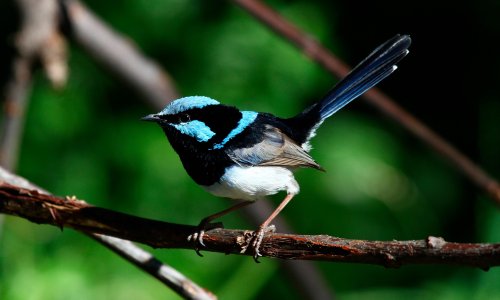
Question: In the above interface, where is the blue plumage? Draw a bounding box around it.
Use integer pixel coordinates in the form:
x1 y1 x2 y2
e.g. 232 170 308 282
142 34 411 260
211 111 258 150
315 34 410 121
172 120 216 142
160 96 219 115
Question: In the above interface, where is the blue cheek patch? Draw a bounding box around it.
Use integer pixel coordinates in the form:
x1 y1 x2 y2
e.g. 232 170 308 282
172 120 216 142
211 111 258 150
160 96 220 115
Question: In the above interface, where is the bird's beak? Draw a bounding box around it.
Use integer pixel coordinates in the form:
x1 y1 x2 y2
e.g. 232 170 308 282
141 114 159 122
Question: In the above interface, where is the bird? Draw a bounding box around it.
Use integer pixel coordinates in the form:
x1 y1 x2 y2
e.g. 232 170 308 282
142 34 411 260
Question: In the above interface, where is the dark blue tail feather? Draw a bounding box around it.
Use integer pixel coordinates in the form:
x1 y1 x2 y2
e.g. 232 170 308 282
318 34 411 119
286 34 411 145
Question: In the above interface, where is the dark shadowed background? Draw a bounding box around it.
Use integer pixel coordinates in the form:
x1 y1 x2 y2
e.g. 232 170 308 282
1 0 499 299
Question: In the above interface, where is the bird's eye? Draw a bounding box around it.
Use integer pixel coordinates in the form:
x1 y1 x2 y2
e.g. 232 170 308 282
178 113 191 123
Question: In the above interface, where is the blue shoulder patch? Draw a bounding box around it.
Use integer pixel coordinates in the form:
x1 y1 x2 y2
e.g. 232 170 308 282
211 111 258 150
172 120 216 142
160 96 219 115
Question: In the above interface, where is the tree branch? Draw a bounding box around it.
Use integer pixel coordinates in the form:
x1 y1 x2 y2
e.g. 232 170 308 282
231 0 500 205
1 179 498 269
0 168 215 300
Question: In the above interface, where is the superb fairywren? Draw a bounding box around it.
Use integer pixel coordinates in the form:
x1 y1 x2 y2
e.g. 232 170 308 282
143 34 411 259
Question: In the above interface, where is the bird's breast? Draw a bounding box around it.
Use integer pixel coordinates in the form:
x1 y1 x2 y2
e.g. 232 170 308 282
203 165 299 201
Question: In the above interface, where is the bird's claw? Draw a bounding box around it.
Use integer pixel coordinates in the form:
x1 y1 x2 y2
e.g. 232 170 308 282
187 221 223 256
240 224 276 262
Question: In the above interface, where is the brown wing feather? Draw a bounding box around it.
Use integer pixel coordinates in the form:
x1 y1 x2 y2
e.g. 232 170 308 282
228 125 324 171
258 134 323 170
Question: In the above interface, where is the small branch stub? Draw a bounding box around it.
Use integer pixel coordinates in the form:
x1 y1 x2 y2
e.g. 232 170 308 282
427 236 447 249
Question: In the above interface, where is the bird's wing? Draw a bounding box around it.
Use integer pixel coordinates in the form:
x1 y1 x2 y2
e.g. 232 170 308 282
227 125 323 170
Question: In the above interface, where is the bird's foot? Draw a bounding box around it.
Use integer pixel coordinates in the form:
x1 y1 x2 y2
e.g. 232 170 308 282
187 220 223 256
239 224 276 262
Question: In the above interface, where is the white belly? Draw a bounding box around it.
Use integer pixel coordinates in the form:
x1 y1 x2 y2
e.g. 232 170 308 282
204 165 300 201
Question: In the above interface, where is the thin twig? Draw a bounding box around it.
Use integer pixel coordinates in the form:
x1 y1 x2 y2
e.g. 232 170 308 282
1 179 498 269
0 168 216 300
230 0 500 205
89 234 216 300
0 57 31 171
60 0 179 107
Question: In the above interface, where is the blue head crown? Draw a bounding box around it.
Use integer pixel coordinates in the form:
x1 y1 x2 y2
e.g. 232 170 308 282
156 95 257 146
159 96 220 115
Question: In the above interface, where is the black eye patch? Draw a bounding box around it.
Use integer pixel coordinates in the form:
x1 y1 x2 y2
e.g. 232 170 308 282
157 106 242 144
157 113 190 124
157 114 174 123
178 113 191 123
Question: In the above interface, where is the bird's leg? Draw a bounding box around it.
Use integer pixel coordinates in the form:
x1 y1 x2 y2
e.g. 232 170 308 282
241 193 295 262
188 200 253 256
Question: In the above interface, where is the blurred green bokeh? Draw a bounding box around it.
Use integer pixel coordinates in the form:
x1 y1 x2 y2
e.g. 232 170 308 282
1 0 499 299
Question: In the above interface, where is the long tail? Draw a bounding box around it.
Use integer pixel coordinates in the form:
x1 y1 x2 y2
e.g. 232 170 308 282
287 34 411 144
316 34 411 119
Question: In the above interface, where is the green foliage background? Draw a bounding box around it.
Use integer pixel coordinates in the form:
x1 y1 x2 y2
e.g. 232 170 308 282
1 0 499 299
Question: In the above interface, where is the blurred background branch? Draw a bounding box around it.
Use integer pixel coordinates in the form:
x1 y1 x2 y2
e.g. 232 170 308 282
61 0 179 107
89 234 216 300
1 0 64 171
